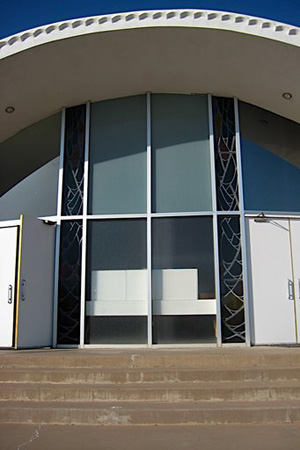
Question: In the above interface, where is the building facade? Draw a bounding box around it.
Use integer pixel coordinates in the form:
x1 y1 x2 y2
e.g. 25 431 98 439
0 10 299 348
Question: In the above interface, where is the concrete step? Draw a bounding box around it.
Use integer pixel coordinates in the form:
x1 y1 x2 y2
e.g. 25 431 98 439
1 347 300 370
1 381 300 402
1 348 300 425
0 399 300 425
1 366 300 384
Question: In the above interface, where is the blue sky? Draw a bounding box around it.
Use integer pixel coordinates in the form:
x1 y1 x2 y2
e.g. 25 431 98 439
1 0 300 39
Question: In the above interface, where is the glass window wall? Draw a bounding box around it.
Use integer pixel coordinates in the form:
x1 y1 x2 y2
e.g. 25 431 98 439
54 94 251 347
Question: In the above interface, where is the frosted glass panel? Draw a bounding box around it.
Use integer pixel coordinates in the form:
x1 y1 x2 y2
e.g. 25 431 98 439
89 96 147 214
239 102 300 213
85 219 147 344
152 94 212 213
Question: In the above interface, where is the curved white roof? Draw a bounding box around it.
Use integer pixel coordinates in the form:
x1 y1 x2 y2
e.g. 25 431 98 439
1 9 300 141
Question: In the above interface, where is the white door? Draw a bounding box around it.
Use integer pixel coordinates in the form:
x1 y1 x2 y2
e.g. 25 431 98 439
0 227 18 347
15 215 56 348
248 218 296 345
290 219 300 336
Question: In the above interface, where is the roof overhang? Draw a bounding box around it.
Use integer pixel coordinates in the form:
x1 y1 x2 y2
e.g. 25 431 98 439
1 9 300 142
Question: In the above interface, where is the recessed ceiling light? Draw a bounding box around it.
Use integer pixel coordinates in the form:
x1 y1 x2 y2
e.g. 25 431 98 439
5 106 15 113
282 92 292 100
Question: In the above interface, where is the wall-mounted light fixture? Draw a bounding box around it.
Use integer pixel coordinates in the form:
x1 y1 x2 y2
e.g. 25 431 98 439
43 220 56 226
254 212 267 223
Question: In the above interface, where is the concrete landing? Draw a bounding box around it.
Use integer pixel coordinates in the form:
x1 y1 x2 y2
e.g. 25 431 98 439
1 423 300 450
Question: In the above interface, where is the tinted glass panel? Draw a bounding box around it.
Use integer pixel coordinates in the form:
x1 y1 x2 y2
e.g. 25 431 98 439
89 96 147 214
152 94 212 213
85 219 147 344
239 102 300 213
152 217 216 344
153 316 216 344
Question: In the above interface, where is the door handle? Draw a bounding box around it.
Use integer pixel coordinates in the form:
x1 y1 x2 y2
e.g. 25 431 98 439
21 279 26 301
8 285 13 304
288 279 294 300
298 279 300 299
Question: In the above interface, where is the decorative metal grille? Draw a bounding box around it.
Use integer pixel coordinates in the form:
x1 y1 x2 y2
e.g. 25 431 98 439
212 97 239 211
218 216 245 342
212 96 245 343
57 221 82 345
62 105 86 216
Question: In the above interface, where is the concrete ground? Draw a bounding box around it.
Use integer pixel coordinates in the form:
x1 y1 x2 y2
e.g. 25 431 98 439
1 423 300 450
